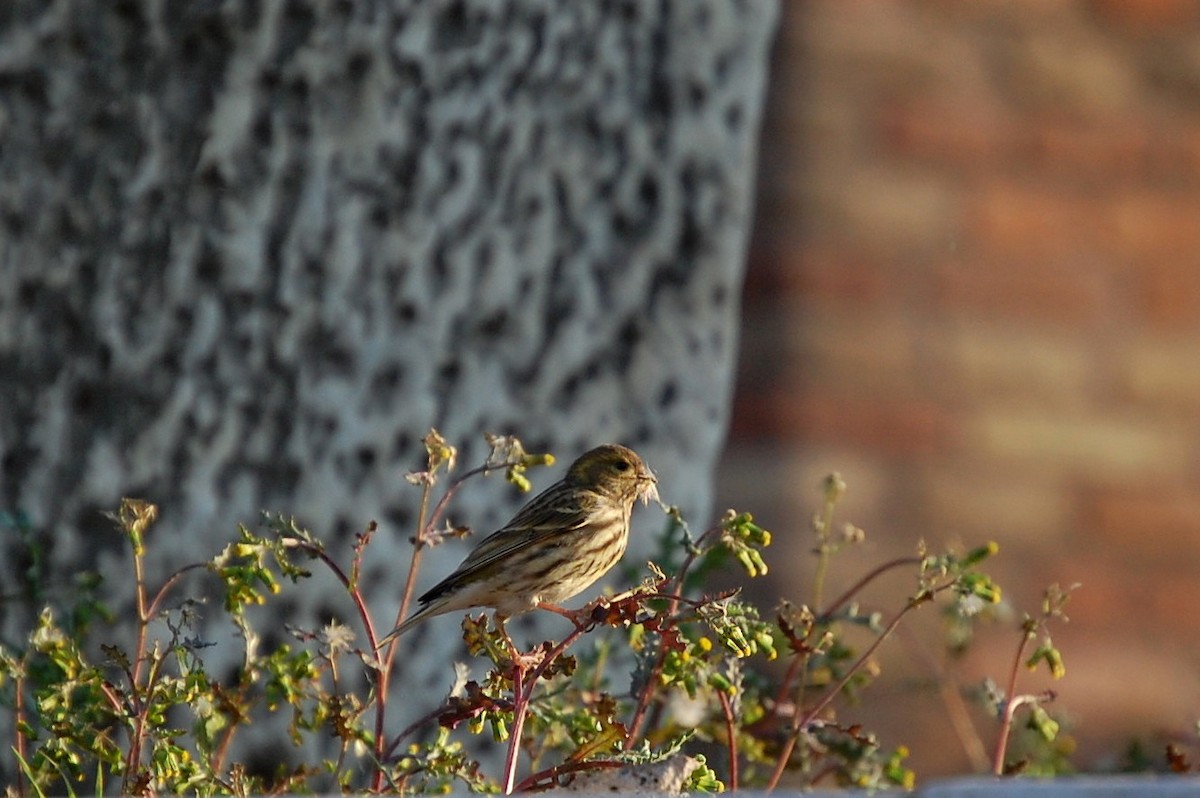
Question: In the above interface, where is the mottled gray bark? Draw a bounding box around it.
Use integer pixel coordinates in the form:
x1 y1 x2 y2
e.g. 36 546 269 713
0 0 776 777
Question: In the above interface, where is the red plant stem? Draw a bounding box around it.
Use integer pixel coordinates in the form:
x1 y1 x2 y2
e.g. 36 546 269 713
392 481 435 647
386 460 523 664
991 623 1035 775
124 540 152 789
120 558 212 789
761 555 924 788
818 556 923 620
279 538 392 790
502 622 593 794
120 558 231 788
625 526 721 746
516 759 626 792
502 661 530 795
717 688 739 791
624 591 715 744
385 703 450 760
625 658 663 745
142 563 208 623
423 462 506 535
772 648 808 708
765 586 950 792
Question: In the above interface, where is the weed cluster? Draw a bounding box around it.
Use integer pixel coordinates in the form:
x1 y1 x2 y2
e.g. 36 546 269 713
1 432 1071 794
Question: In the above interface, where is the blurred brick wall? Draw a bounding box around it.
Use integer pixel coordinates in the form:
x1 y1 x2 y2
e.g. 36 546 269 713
719 0 1200 777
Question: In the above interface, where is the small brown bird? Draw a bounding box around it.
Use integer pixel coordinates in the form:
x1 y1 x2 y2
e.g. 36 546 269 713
377 444 658 648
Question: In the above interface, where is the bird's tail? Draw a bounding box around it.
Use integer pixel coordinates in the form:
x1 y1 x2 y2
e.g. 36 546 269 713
375 601 440 649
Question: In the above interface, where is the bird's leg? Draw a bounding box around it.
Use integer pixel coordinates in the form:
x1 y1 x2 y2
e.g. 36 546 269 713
496 613 551 672
493 614 521 659
536 601 592 631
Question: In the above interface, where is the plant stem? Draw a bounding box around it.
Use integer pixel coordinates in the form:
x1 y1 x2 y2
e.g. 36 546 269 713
279 536 393 791
502 622 593 794
766 586 949 791
717 688 739 790
819 557 924 620
810 517 835 616
13 667 26 798
626 525 722 746
124 535 150 791
143 563 207 621
502 660 530 795
394 480 435 645
991 621 1036 775
516 759 626 792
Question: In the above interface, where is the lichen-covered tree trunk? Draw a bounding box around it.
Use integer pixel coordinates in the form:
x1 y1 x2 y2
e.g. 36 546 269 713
0 0 777 774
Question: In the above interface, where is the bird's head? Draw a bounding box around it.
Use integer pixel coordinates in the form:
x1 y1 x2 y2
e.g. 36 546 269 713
565 444 659 505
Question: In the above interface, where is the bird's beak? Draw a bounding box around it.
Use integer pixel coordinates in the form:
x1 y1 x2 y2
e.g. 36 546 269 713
638 471 660 505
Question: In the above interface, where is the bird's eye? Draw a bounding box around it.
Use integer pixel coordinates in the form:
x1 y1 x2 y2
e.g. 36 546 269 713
614 459 631 472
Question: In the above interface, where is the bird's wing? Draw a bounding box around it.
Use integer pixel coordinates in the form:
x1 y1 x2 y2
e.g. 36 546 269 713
417 485 594 603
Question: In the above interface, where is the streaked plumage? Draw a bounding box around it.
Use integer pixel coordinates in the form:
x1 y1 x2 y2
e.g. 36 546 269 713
377 444 657 647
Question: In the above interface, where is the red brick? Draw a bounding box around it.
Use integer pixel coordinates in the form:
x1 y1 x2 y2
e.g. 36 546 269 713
1078 486 1200 562
1147 128 1200 185
1109 192 1200 260
729 0 1200 775
1118 334 1200 406
730 389 955 454
968 183 1106 259
1135 261 1200 329
881 101 1009 169
933 256 1113 325
728 388 802 441
968 408 1191 479
1089 0 1200 33
1027 120 1150 183
742 246 890 306
933 325 1092 406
